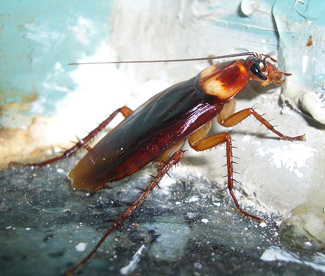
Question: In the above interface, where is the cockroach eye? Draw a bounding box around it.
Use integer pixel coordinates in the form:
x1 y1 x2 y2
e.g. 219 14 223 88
250 63 267 81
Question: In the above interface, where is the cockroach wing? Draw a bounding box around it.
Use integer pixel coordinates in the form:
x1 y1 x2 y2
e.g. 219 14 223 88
69 76 222 189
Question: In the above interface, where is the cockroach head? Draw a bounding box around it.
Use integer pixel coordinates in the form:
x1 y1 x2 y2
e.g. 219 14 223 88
245 54 291 87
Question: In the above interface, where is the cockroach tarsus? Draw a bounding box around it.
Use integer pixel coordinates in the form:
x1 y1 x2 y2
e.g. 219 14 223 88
8 52 305 275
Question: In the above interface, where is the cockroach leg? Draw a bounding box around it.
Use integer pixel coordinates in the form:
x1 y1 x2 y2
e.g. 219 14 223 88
189 130 263 222
8 106 133 169
120 105 133 117
156 139 185 171
189 97 305 222
75 137 92 152
65 150 184 276
218 101 306 141
223 133 264 222
188 120 213 146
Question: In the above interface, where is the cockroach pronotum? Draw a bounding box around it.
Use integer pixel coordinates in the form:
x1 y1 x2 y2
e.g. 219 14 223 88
9 52 306 274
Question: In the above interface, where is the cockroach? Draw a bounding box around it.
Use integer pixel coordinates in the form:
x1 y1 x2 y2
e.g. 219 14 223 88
9 52 305 274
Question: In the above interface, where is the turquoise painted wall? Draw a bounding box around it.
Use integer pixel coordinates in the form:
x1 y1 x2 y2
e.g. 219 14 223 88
1 0 115 117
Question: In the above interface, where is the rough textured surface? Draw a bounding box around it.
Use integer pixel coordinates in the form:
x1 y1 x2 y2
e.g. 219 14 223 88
1 141 324 275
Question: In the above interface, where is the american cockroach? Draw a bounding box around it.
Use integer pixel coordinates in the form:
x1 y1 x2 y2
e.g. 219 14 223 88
9 52 305 275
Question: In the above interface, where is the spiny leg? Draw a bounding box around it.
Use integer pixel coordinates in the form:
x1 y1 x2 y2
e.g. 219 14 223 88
188 99 305 222
218 102 305 141
75 136 92 152
65 150 184 275
8 106 133 168
190 131 263 222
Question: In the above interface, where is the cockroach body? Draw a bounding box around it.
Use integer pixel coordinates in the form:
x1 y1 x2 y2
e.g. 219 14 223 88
9 53 305 274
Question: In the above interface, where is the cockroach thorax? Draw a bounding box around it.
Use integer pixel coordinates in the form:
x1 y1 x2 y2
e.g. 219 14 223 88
198 59 249 102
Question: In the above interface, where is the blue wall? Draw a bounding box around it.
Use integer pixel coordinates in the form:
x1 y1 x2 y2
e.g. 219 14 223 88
1 0 115 118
